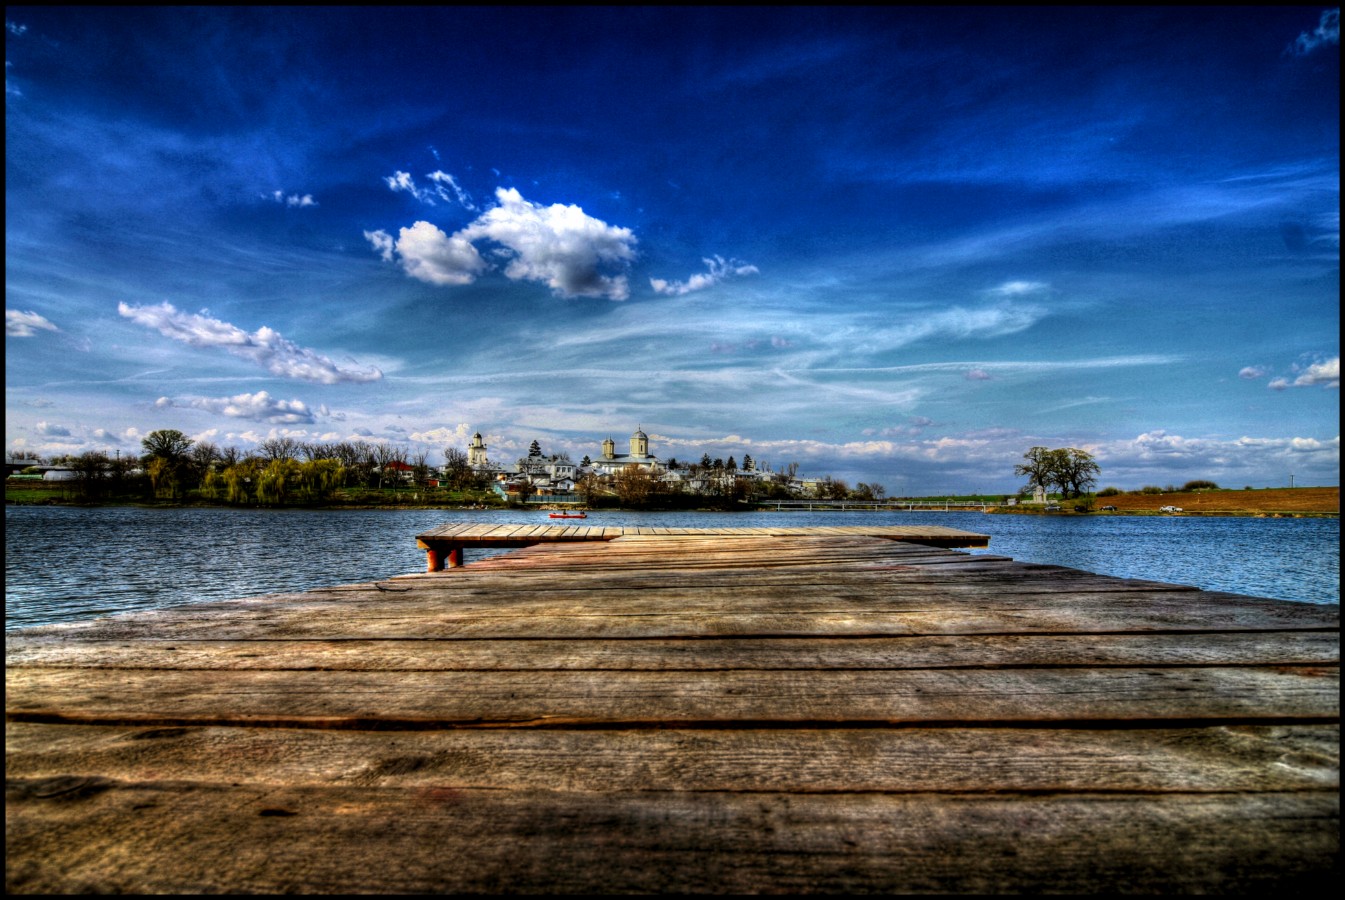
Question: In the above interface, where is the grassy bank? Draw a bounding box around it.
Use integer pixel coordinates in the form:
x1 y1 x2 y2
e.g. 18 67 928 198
989 486 1337 517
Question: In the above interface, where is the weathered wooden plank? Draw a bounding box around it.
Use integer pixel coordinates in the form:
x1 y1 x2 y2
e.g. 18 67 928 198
7 631 1337 671
9 666 1337 727
6 722 1336 793
14 591 1333 642
6 782 1334 894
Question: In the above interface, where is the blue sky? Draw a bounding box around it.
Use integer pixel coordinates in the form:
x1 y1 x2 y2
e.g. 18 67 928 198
5 7 1339 493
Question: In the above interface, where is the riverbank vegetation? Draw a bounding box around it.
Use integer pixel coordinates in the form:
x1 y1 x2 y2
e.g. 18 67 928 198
5 430 1336 516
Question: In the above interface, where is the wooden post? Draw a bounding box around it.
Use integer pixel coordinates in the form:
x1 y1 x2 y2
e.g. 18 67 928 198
425 547 443 573
447 546 464 568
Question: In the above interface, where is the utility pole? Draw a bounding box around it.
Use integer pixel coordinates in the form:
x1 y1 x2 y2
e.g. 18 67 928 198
1290 473 1294 489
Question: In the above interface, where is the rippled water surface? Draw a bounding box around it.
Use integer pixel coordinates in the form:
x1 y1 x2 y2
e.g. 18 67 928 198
5 506 1338 630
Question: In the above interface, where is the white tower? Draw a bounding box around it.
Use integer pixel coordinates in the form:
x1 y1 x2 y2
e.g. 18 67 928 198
468 432 488 468
630 426 648 459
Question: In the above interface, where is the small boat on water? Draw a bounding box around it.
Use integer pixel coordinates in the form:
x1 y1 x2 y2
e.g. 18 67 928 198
548 512 587 519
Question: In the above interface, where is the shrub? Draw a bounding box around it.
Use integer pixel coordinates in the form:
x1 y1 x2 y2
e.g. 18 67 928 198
1139 485 1163 494
1182 480 1219 491
1097 487 1121 497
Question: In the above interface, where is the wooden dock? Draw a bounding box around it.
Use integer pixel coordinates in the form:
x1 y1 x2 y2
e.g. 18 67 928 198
414 522 991 569
6 527 1338 893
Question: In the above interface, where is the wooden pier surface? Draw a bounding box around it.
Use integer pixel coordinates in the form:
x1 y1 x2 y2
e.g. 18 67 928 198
6 528 1339 893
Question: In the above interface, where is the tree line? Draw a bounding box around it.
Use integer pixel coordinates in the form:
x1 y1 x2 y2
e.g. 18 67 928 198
22 430 494 505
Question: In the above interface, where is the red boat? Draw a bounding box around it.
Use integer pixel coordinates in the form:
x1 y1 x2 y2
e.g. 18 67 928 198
548 512 587 519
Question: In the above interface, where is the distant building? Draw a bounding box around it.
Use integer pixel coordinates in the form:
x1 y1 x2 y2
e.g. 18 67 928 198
590 427 664 476
468 432 491 469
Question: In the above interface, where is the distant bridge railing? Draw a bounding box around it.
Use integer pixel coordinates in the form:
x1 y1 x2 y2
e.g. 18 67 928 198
759 499 997 511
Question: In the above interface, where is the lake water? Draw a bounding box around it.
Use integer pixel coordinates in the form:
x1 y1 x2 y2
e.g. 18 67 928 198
4 506 1338 631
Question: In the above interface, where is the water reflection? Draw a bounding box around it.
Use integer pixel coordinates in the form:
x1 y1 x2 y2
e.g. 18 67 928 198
5 506 1338 630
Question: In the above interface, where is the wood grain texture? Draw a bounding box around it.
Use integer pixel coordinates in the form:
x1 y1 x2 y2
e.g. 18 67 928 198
5 529 1338 893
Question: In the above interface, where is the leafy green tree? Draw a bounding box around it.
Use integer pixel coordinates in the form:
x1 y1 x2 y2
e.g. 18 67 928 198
141 429 195 499
141 429 194 461
528 440 543 457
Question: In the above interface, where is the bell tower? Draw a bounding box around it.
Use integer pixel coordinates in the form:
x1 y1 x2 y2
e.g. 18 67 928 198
630 426 648 459
468 432 488 468
602 436 616 460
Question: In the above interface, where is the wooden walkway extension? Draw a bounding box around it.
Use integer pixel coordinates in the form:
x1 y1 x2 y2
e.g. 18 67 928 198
415 522 990 568
5 528 1339 893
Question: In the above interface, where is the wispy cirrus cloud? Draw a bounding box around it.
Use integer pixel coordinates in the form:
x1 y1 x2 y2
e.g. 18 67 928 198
155 391 318 424
383 169 476 210
369 187 637 300
1287 8 1340 56
650 255 759 296
117 302 382 384
6 309 59 337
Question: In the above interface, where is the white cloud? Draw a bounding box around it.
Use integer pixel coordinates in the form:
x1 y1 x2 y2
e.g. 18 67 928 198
371 187 637 300
1267 356 1339 390
383 169 475 209
373 221 487 286
461 188 637 300
34 421 71 437
986 280 1049 297
409 423 476 445
117 302 383 384
1293 356 1339 388
427 171 476 210
6 309 59 337
964 368 992 381
271 190 317 208
1288 8 1340 55
1238 366 1267 379
384 170 423 201
156 391 318 424
363 229 395 262
6 21 27 36
650 255 759 296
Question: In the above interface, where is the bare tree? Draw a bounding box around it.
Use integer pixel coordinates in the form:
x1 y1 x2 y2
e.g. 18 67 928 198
257 437 301 462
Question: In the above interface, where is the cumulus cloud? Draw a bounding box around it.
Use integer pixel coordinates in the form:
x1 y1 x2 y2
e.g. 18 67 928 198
1268 356 1339 390
6 309 59 337
410 423 477 445
271 190 317 208
1292 356 1339 388
370 187 637 300
650 255 759 296
1238 366 1268 379
156 391 318 424
1287 7 1340 55
35 421 71 437
117 302 383 384
382 221 488 286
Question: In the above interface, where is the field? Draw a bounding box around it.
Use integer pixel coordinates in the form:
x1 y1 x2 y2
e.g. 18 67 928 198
1090 486 1338 516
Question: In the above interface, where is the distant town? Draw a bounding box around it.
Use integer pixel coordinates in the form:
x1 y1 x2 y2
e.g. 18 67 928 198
460 427 866 503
